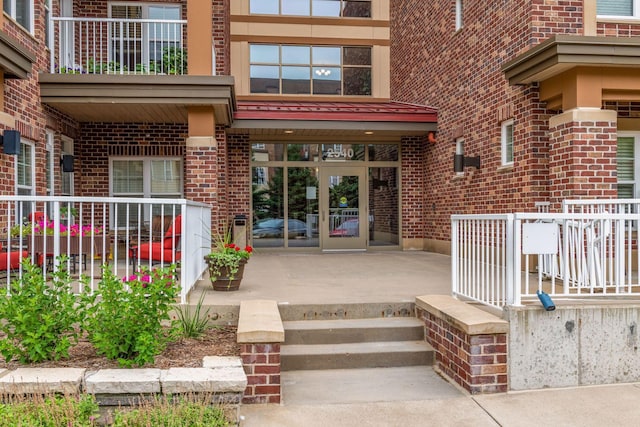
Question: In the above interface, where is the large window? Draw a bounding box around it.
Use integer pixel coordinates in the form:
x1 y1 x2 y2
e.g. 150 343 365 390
617 135 637 198
16 141 34 196
109 3 182 73
597 0 637 17
250 44 371 95
110 158 183 227
501 119 514 166
250 0 371 18
3 0 33 32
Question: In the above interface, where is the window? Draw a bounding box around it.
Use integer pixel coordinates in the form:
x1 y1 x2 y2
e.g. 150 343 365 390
250 0 371 18
455 0 464 30
109 3 182 73
250 44 372 96
4 0 33 32
501 119 514 166
46 132 54 196
455 137 464 175
617 135 637 198
110 158 183 228
597 0 637 17
61 136 74 196
253 167 267 186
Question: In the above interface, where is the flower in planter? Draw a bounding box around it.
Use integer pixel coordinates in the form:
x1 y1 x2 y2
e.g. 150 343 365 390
205 230 253 282
11 219 104 237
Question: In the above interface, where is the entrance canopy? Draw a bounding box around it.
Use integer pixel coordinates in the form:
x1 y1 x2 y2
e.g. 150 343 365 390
231 101 437 137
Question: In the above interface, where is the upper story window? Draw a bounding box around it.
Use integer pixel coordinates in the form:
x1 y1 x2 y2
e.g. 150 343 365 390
250 0 371 18
4 0 33 33
501 119 514 166
250 44 372 96
597 0 638 17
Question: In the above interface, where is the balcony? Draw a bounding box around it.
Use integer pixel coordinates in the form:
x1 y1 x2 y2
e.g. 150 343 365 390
41 16 236 123
0 196 212 304
50 17 187 76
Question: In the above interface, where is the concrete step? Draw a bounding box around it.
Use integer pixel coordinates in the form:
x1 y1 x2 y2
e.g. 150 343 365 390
281 340 434 371
278 302 415 321
283 317 425 345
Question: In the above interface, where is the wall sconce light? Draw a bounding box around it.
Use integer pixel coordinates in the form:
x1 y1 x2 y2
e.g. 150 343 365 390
1 130 21 155
61 154 75 172
427 131 437 144
453 154 480 173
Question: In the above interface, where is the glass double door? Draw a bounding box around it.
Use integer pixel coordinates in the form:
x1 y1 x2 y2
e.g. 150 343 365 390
321 167 367 250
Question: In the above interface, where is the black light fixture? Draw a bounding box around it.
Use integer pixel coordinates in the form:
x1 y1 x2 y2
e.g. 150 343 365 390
453 154 481 173
61 154 74 172
1 130 21 155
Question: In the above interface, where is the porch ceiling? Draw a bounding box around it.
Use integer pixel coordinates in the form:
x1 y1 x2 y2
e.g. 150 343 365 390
503 35 640 85
39 74 236 124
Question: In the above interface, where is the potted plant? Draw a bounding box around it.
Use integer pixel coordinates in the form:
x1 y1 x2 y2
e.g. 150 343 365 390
204 229 253 291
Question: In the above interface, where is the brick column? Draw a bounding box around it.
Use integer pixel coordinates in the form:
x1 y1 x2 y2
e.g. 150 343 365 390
548 108 617 210
240 343 281 404
401 135 426 250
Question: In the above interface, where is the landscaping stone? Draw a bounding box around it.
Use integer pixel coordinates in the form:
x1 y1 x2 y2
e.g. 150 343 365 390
0 368 85 394
161 367 247 394
0 369 6 378
85 369 162 394
202 356 243 369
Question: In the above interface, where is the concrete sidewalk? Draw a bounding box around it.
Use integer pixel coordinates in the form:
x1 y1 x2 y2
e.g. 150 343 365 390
239 379 640 426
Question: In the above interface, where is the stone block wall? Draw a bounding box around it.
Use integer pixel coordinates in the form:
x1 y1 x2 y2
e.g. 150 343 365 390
240 343 281 404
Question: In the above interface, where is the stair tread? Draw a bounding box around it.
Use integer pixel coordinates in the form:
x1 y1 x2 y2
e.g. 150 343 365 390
282 340 432 356
283 317 423 331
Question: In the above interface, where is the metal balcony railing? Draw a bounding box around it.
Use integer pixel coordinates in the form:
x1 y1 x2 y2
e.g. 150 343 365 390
50 17 187 75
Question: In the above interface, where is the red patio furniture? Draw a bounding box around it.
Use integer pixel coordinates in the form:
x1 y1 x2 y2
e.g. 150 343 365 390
0 242 28 273
130 215 182 265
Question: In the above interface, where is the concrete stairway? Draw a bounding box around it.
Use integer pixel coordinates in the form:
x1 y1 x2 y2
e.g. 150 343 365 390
281 315 434 371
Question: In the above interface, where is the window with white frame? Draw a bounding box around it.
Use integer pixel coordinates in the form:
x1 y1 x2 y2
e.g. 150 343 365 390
597 0 637 17
110 158 183 228
16 140 34 196
617 135 637 198
46 131 54 196
250 44 372 95
3 0 33 32
455 0 464 30
455 137 464 175
501 119 514 166
61 136 74 196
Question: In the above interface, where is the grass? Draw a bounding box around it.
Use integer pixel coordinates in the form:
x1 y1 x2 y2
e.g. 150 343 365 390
0 393 233 427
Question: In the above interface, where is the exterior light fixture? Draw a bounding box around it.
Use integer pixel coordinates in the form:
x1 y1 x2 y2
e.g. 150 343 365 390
1 130 20 155
364 131 374 135
61 154 75 172
284 130 294 134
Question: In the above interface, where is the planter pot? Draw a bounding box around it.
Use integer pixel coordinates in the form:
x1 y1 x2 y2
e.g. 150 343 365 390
206 259 247 291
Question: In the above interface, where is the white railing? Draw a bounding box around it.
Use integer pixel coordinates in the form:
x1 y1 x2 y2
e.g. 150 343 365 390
50 17 186 75
452 208 640 310
0 196 211 304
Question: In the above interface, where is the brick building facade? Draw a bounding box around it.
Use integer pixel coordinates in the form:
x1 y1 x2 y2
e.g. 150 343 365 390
2 0 638 253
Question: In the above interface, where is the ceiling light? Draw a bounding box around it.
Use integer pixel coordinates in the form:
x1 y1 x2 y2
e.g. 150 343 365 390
364 131 374 135
284 130 294 134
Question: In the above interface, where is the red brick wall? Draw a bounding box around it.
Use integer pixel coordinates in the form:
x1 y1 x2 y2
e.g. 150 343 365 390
417 308 507 394
548 116 618 209
228 134 251 221
391 1 603 244
213 0 231 75
401 136 425 240
240 343 281 404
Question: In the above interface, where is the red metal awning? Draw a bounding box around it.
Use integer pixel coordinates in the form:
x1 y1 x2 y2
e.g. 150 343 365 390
235 101 437 123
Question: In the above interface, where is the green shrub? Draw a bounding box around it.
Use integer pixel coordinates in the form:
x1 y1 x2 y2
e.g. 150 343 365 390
0 260 91 363
86 265 179 367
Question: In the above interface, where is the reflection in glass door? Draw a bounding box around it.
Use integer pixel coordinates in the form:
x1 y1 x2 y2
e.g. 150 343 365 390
322 168 366 250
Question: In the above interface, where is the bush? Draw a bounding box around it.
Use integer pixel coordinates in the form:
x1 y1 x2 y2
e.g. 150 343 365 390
0 260 91 363
86 265 179 367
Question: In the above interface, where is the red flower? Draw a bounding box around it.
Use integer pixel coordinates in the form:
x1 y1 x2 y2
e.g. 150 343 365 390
245 245 253 253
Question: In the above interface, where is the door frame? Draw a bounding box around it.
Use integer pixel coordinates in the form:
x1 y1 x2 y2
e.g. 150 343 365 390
320 166 367 251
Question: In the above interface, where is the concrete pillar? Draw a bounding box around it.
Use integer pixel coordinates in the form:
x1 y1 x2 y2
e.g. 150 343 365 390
547 108 618 210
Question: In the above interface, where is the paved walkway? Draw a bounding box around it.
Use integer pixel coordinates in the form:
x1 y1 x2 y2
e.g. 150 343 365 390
240 380 640 426
193 251 452 306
